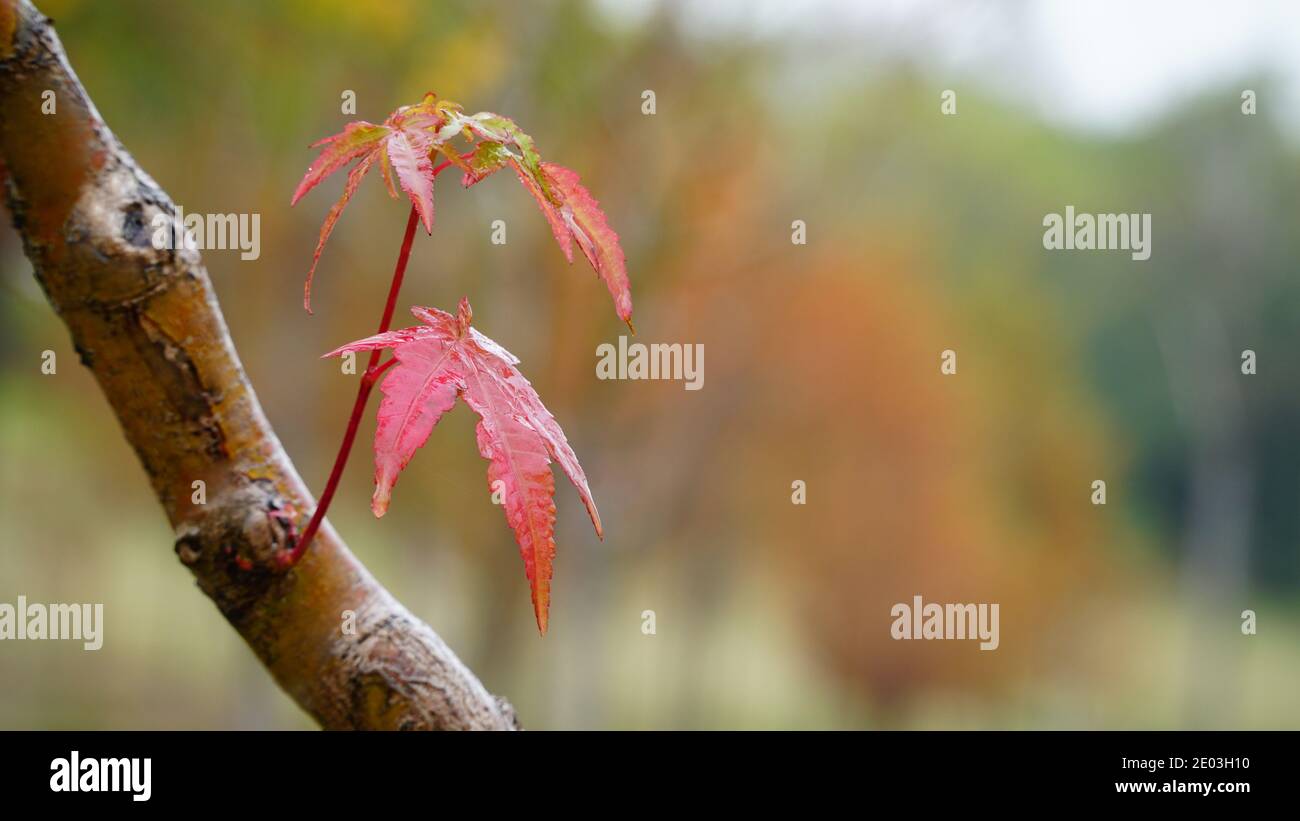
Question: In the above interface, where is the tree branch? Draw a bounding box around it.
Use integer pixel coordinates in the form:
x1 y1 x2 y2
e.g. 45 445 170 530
0 0 518 730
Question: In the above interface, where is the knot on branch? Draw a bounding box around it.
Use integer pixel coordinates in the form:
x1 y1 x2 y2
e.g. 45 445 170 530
173 477 298 623
332 596 521 730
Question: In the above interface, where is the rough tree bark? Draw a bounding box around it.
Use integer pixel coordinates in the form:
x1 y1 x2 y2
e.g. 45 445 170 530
0 0 518 730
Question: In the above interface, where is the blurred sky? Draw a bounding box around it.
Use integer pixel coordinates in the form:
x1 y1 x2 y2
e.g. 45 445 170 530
599 0 1300 135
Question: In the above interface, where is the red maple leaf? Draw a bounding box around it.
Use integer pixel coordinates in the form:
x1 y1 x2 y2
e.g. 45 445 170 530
324 298 602 634
291 95 634 328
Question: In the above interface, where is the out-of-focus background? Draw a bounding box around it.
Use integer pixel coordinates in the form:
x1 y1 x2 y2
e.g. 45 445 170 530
2 0 1298 729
